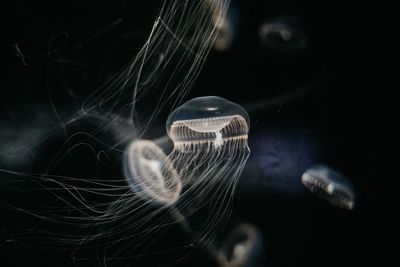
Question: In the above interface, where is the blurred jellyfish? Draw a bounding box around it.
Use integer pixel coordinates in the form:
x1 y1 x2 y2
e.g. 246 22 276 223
123 138 203 249
301 164 355 209
259 16 308 55
209 1 239 51
218 223 264 267
124 139 181 206
0 122 49 169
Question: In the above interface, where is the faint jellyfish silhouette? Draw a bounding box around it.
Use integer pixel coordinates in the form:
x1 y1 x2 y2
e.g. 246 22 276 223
0 122 48 170
301 164 355 209
259 16 308 55
210 1 239 51
218 223 264 267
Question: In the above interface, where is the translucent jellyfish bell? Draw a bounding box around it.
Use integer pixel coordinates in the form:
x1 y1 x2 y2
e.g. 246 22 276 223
301 164 355 210
124 140 182 206
166 96 250 151
259 16 308 55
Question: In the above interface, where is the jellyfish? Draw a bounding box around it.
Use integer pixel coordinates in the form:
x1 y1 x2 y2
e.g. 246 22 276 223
124 139 182 206
301 164 355 209
166 95 249 151
218 223 264 267
259 16 308 55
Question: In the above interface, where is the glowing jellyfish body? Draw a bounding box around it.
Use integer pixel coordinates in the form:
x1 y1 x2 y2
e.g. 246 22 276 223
124 140 181 206
167 96 249 151
301 164 355 209
259 17 308 55
218 224 264 267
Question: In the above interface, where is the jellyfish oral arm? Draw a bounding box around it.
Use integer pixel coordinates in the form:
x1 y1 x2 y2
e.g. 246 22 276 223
214 131 223 148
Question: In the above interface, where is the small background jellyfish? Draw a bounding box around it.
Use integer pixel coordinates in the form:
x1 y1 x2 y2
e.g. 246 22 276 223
218 223 265 267
0 117 55 171
258 16 308 56
302 164 355 209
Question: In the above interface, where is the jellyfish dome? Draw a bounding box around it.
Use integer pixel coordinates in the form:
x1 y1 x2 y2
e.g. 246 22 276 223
301 164 355 210
124 140 182 206
166 96 250 150
259 16 308 55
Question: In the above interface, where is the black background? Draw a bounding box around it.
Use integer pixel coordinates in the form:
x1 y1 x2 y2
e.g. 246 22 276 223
1 0 392 266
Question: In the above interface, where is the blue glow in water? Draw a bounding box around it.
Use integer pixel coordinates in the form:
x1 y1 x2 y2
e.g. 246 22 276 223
239 128 321 195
